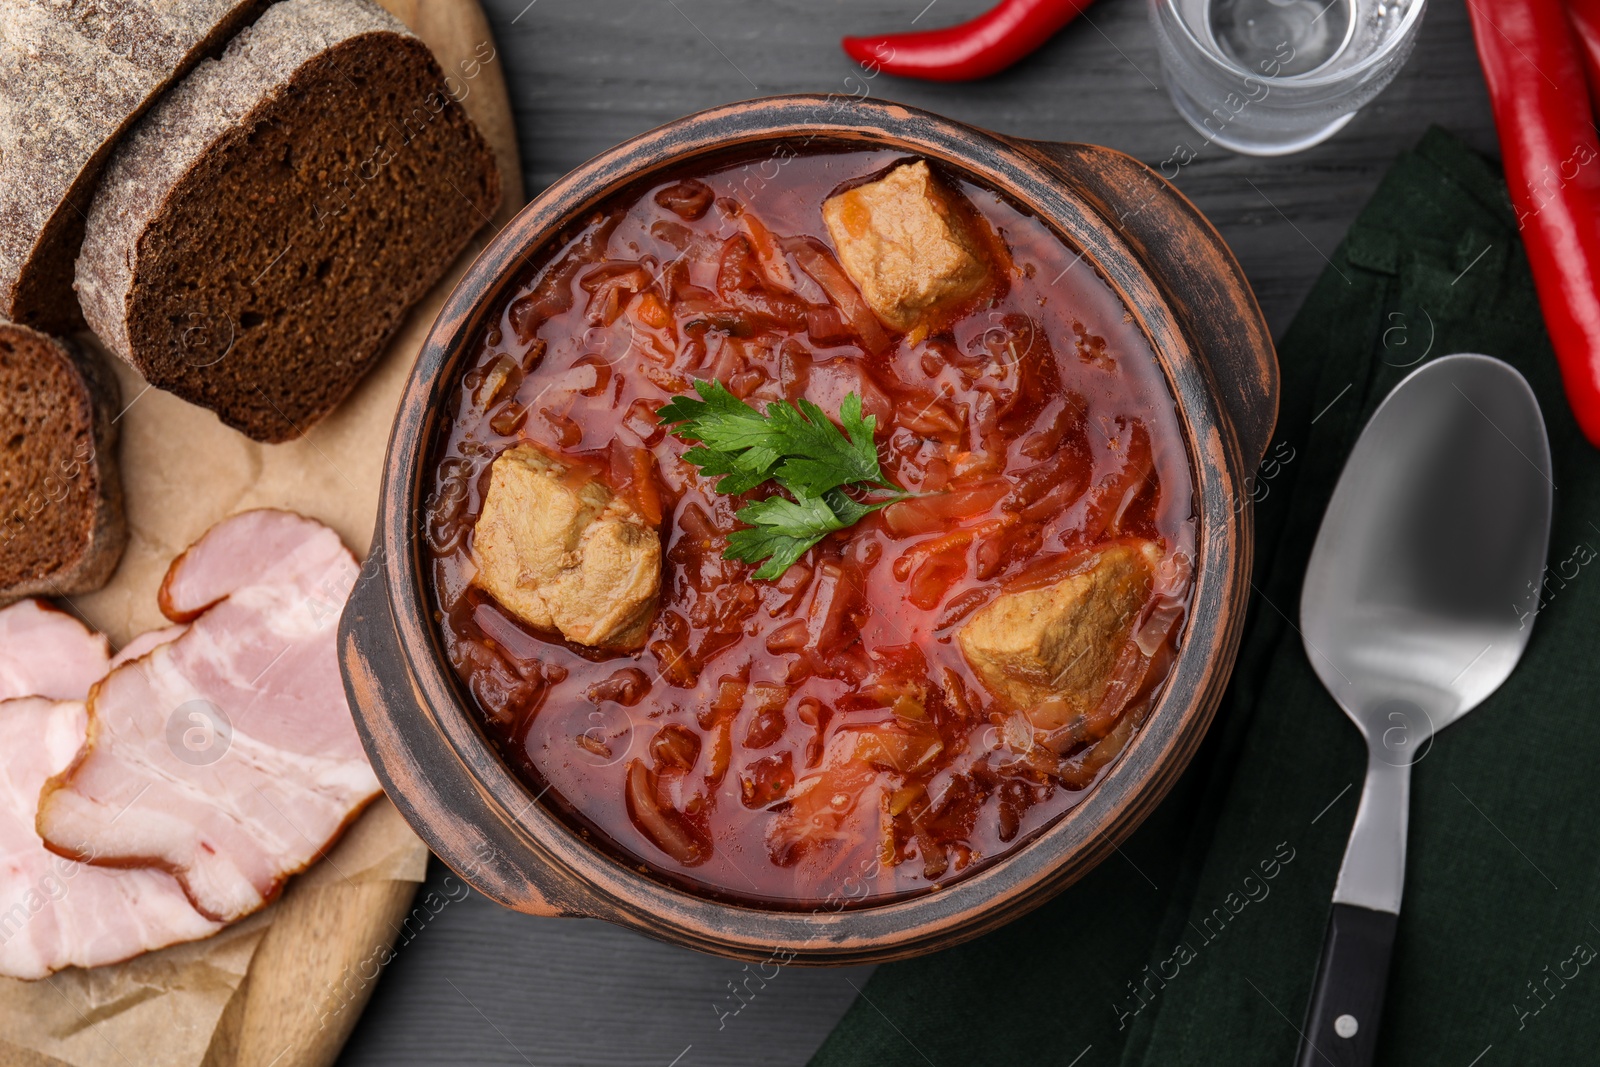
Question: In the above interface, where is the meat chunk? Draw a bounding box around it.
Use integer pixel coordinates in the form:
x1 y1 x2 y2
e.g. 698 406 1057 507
0 598 109 702
0 697 218 979
472 445 661 649
958 541 1161 713
35 509 381 923
822 161 989 334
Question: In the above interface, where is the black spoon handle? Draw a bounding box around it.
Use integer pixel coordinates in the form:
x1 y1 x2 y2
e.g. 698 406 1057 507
1294 903 1399 1067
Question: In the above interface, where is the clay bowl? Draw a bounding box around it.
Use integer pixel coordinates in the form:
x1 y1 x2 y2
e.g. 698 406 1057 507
339 94 1277 964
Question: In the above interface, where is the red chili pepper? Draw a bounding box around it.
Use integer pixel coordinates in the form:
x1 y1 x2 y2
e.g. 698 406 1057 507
1568 0 1600 112
1467 0 1600 446
841 0 1097 83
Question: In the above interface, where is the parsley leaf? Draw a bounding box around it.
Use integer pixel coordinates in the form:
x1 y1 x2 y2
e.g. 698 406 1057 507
656 379 775 456
677 445 774 496
657 381 784 493
658 380 907 579
725 489 883 581
767 394 888 496
658 380 897 495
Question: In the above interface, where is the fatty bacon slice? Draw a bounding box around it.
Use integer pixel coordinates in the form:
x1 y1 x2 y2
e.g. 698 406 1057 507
35 509 381 923
0 697 218 979
0 599 109 702
109 624 189 670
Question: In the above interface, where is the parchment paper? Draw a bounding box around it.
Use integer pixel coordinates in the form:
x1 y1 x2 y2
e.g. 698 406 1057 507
0 0 524 1061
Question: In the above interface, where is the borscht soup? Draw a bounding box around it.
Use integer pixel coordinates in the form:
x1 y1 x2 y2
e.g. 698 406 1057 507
424 146 1196 906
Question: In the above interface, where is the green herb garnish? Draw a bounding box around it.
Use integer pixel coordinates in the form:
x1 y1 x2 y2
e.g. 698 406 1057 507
658 380 908 579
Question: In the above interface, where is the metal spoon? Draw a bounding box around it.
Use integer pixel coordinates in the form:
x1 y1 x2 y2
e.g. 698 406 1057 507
1294 354 1552 1067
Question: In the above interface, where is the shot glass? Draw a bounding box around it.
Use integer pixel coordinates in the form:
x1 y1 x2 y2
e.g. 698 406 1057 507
1150 0 1428 156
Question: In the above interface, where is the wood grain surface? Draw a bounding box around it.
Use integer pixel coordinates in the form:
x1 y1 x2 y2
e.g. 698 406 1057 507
331 0 1502 1063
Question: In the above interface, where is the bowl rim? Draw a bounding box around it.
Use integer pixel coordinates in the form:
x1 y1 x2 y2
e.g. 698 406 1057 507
371 93 1251 959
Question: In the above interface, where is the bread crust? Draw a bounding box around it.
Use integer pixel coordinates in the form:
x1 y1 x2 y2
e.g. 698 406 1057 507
75 0 502 443
0 0 265 332
0 323 126 604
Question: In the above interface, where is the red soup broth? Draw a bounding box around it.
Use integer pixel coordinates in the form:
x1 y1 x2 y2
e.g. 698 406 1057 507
425 147 1196 907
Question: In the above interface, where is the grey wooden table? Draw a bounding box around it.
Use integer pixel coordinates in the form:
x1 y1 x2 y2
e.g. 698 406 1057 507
338 1 1498 1063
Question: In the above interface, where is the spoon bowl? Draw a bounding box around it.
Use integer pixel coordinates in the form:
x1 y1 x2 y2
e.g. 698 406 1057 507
1303 353 1552 748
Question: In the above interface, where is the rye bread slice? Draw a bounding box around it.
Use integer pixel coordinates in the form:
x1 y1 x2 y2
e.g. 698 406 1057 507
0 0 266 333
0 322 126 603
75 0 502 443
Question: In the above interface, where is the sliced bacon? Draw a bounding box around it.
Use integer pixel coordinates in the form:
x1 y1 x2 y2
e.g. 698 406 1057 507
0 697 218 979
0 599 109 702
109 624 189 670
35 510 380 923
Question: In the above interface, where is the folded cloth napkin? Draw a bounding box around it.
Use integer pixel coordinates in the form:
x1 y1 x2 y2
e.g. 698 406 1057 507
811 127 1600 1067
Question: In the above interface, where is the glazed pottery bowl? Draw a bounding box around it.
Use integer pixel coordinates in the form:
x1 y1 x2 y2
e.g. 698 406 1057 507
338 94 1278 964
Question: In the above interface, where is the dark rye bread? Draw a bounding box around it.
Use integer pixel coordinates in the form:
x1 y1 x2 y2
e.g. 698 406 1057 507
0 0 266 332
75 0 502 443
0 323 126 603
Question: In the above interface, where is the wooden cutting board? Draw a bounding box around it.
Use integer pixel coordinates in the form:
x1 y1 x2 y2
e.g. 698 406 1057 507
0 2 524 1066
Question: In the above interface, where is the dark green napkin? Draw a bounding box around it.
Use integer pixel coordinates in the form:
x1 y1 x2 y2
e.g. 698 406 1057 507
811 127 1600 1067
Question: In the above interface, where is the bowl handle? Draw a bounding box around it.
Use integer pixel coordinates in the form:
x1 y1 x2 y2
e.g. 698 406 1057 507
1013 138 1280 469
338 556 608 919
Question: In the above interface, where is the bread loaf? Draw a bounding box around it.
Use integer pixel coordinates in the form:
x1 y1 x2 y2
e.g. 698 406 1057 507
75 0 502 443
0 323 126 602
0 0 265 332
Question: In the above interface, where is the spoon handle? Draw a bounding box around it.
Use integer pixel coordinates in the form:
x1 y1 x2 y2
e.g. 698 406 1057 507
1294 903 1398 1067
